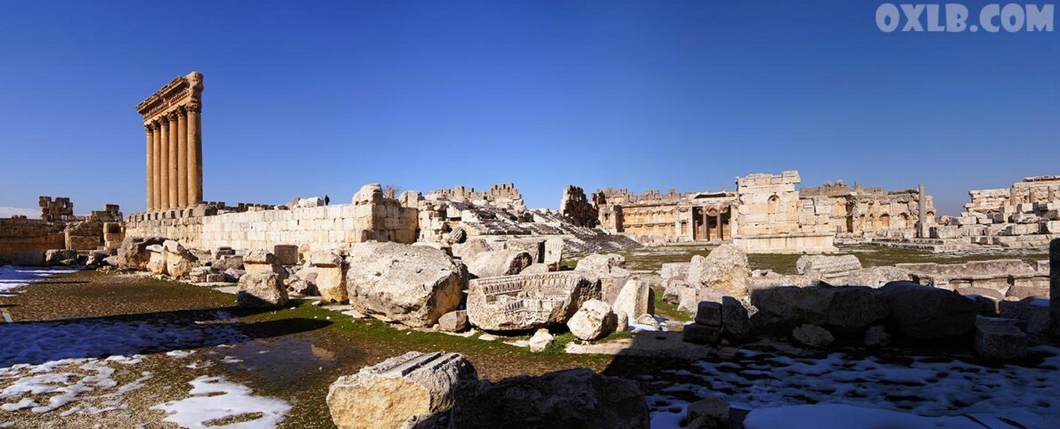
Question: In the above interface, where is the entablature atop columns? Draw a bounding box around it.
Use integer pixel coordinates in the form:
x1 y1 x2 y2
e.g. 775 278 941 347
136 71 203 124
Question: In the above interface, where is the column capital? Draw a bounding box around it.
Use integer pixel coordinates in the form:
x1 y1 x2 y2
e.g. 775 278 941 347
166 110 180 121
185 102 201 114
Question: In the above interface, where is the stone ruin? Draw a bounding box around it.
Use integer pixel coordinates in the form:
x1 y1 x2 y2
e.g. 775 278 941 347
1 197 123 263
930 175 1060 249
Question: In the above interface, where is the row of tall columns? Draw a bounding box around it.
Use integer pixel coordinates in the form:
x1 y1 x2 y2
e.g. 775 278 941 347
699 206 726 241
145 104 202 211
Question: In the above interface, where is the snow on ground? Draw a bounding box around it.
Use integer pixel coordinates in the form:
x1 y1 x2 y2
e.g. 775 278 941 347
0 266 78 296
647 346 1060 429
0 355 152 416
151 376 291 429
0 267 291 427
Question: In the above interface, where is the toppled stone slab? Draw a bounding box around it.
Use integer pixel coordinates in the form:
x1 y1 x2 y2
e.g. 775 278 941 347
273 244 299 265
682 323 722 345
237 272 290 308
576 253 631 303
327 351 478 429
750 285 887 337
244 249 287 279
466 272 601 331
116 236 164 270
528 329 554 352
974 316 1027 361
346 242 467 327
796 254 862 280
465 250 533 279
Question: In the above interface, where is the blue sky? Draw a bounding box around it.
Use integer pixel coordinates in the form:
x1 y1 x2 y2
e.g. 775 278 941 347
0 1 1057 216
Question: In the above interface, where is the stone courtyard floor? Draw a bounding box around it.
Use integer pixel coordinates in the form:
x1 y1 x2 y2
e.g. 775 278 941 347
1 245 1058 428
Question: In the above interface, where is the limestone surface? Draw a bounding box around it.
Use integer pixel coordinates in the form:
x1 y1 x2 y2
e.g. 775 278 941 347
466 272 601 331
878 281 977 340
237 272 289 308
346 242 467 327
326 351 478 429
686 244 751 305
567 299 617 341
465 250 533 279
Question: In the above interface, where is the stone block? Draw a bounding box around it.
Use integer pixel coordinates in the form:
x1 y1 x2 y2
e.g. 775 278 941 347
327 352 478 429
682 323 722 345
695 301 722 327
974 316 1027 361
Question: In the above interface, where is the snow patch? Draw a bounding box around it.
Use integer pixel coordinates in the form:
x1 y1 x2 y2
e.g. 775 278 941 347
0 266 78 296
151 376 290 429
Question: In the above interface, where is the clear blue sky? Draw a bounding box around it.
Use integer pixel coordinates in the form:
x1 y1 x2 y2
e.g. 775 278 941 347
1 1 1057 216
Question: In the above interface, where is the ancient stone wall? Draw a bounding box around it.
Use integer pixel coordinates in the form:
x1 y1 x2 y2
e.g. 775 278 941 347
0 218 66 256
126 184 418 254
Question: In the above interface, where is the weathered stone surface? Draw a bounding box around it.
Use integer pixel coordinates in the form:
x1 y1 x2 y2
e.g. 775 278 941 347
438 310 469 332
85 250 109 267
465 250 533 278
686 244 751 305
613 279 653 323
796 254 862 279
543 238 564 268
575 253 631 303
792 324 834 348
237 272 289 308
327 351 478 429
695 301 723 327
863 325 891 347
974 316 1027 361
568 299 617 341
244 249 287 279
44 249 78 266
346 242 467 327
682 323 722 345
528 329 554 352
879 281 977 340
212 255 244 272
310 250 347 303
722 297 753 341
466 272 601 331
838 266 911 288
750 285 887 337
519 263 552 274
163 240 198 279
116 236 164 270
452 238 494 260
559 185 599 228
449 368 649 429
146 245 166 275
273 244 299 265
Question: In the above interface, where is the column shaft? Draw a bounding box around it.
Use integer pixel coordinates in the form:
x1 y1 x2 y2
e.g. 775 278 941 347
176 109 188 207
703 208 710 241
168 113 179 209
716 209 724 240
159 119 170 210
187 103 202 205
145 125 154 211
153 123 162 211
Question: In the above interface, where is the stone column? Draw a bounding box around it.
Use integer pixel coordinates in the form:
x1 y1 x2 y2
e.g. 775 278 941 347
176 107 188 208
702 207 710 241
168 111 179 210
153 122 162 211
1051 239 1059 336
159 117 170 210
145 124 154 212
917 184 927 238
716 209 724 240
186 102 202 205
